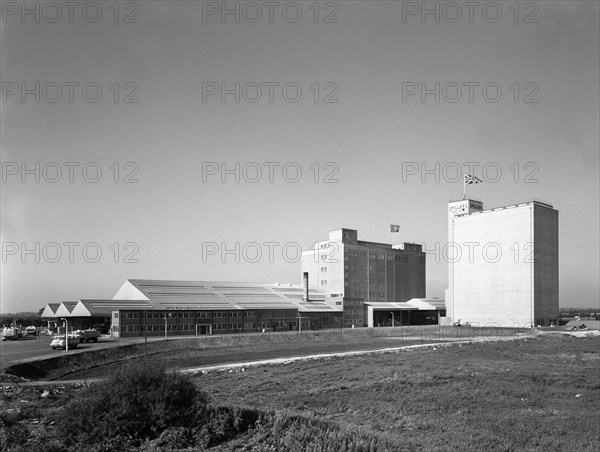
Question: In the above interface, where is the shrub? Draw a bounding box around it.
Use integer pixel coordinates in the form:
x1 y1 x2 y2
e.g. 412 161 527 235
0 417 29 450
55 360 206 447
194 406 262 448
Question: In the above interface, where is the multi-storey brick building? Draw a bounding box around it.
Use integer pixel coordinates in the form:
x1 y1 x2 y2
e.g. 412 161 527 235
301 228 427 327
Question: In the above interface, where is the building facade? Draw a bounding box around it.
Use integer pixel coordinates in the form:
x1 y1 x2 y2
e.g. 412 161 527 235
42 280 342 338
445 199 559 327
301 228 427 327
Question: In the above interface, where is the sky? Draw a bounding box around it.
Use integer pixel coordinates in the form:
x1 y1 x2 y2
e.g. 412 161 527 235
1 0 599 313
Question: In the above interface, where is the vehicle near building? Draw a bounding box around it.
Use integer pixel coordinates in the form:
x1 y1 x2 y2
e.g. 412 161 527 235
73 329 100 343
50 335 78 350
25 325 38 336
2 326 23 340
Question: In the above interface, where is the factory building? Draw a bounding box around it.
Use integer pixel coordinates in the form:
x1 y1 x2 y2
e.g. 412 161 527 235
445 198 559 327
42 279 342 337
301 228 427 327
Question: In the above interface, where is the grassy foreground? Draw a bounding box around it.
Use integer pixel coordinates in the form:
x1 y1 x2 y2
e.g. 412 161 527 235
196 333 600 451
1 333 598 451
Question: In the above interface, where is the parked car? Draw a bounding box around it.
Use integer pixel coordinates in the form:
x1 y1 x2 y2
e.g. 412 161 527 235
73 329 100 343
25 326 38 336
50 335 78 350
2 327 23 340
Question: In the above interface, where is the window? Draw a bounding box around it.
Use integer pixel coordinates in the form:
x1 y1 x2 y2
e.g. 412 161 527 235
321 280 327 285
320 267 327 272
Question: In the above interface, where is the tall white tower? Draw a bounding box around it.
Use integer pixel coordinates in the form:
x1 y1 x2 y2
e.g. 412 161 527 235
446 199 558 326
446 198 483 323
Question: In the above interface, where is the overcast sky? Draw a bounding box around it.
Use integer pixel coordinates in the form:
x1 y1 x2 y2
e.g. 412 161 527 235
1 0 599 313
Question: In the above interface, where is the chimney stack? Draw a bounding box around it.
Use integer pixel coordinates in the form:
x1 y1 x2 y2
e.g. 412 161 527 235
303 272 309 301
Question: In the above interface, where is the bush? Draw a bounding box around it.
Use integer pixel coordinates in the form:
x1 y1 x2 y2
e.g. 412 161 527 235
194 406 262 448
55 360 206 447
0 417 29 450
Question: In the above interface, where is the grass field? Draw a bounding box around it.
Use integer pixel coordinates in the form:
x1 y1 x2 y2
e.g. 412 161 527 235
1 331 598 451
195 333 600 451
5 325 494 381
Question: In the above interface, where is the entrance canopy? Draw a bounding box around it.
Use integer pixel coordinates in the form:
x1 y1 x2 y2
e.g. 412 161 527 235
365 298 446 327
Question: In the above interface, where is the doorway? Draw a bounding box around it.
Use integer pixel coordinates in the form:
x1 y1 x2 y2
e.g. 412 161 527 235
196 324 212 335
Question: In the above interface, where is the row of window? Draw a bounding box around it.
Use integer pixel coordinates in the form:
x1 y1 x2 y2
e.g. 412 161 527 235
120 311 269 320
345 277 386 284
349 291 387 297
122 324 199 333
213 321 298 330
344 300 362 306
215 323 242 330
346 251 422 259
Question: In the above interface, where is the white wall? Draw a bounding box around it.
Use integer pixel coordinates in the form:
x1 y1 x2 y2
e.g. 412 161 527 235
449 204 537 326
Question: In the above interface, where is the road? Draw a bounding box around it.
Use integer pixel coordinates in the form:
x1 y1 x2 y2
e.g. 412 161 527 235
0 335 142 370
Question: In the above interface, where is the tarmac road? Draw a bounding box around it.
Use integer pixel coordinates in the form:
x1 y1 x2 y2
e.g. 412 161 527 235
0 335 137 370
0 334 206 371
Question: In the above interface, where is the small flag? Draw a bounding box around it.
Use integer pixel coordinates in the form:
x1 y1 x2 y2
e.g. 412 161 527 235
464 175 482 185
390 224 400 233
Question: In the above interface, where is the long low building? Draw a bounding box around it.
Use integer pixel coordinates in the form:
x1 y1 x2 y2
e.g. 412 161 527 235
42 279 343 337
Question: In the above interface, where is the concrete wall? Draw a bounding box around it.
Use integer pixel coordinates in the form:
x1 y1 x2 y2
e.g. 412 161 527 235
534 206 559 324
448 202 559 327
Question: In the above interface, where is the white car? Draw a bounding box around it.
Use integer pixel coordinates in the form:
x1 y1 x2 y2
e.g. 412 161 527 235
25 326 38 336
50 335 78 349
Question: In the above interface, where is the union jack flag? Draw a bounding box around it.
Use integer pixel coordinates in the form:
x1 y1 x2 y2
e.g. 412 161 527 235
390 224 400 233
464 175 482 185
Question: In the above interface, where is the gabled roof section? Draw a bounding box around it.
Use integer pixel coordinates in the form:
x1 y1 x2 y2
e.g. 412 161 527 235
112 280 149 301
41 303 61 318
71 299 157 317
54 301 80 317
125 279 339 312
41 280 341 317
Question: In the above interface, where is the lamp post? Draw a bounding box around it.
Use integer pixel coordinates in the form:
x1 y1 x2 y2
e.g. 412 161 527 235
61 318 68 352
164 313 168 339
391 312 395 328
144 309 148 358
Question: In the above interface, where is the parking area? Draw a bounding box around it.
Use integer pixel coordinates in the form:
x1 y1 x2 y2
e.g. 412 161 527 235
0 334 131 370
